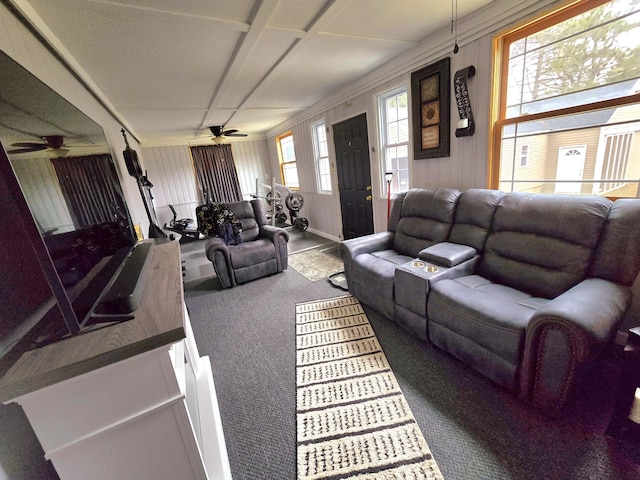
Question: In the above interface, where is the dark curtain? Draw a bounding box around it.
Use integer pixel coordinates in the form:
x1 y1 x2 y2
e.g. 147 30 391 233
51 154 129 229
190 144 243 204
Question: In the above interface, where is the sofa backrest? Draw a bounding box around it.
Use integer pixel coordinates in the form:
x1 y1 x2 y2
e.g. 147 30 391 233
590 198 640 287
228 199 266 242
392 188 461 257
478 192 611 299
448 188 506 252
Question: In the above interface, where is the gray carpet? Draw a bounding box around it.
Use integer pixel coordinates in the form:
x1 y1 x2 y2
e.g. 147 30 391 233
185 268 340 479
184 267 640 480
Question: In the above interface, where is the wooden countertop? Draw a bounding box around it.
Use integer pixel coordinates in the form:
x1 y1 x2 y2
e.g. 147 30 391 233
0 240 185 403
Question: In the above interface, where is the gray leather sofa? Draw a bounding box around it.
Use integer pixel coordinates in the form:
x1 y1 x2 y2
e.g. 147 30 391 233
205 199 289 288
339 187 640 414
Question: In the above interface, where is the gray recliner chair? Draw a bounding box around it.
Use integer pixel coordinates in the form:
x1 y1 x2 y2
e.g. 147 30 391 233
205 199 289 288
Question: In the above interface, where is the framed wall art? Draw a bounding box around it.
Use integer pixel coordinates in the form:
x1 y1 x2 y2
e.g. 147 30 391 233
411 57 451 159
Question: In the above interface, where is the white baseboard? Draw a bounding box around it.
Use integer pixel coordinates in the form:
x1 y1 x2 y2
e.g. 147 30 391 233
306 227 341 243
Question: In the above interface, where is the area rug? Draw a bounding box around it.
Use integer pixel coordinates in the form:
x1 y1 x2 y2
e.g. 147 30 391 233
289 248 344 282
295 295 444 480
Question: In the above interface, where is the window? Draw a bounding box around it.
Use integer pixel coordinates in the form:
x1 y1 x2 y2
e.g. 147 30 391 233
276 131 299 189
378 86 409 194
519 144 529 167
312 121 332 193
491 0 640 198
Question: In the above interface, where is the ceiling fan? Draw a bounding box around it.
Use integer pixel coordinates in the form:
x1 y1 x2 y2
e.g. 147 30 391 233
209 125 248 142
7 135 70 155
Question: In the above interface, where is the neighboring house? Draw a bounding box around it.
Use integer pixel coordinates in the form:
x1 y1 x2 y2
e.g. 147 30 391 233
500 80 640 196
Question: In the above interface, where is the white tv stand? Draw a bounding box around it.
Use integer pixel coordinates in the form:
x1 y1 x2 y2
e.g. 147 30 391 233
0 241 231 480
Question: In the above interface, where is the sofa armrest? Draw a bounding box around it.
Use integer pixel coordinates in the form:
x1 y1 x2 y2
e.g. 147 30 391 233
205 237 227 261
338 231 394 260
338 231 394 293
260 225 289 270
418 242 477 267
260 224 289 243
205 237 235 287
520 278 631 414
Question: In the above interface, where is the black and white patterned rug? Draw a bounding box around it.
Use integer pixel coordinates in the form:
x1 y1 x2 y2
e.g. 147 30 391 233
296 295 444 479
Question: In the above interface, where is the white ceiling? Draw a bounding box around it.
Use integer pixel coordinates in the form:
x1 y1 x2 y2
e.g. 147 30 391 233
8 0 495 146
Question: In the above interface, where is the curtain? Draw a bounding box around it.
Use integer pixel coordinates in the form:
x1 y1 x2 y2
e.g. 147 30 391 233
190 144 243 204
51 154 129 229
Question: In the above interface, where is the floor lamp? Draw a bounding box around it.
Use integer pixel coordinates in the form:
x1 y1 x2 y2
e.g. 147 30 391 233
385 171 394 223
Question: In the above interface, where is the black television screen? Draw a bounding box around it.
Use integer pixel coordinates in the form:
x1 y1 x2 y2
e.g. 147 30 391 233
0 146 143 375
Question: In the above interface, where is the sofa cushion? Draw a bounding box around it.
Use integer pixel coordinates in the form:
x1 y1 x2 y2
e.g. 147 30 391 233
350 250 413 319
448 188 506 252
392 188 461 257
428 275 550 389
229 238 276 268
478 192 610 299
418 242 476 267
351 250 411 289
227 200 261 242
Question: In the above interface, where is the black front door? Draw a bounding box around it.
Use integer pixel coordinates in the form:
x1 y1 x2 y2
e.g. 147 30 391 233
333 113 374 240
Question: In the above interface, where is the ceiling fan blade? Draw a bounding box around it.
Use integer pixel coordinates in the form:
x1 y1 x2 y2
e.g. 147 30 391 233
10 142 47 148
225 133 248 137
7 147 45 154
222 129 238 135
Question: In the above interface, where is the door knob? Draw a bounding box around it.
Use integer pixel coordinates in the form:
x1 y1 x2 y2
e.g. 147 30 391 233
366 195 372 201
366 186 372 191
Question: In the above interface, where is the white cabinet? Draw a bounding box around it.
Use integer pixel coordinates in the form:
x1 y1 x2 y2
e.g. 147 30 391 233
7 306 231 480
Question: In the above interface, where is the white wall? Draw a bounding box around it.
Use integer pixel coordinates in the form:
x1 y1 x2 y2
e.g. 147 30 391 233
142 140 271 228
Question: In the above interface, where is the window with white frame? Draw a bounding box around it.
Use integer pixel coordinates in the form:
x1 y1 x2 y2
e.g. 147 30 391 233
378 86 409 194
276 131 299 189
312 121 332 193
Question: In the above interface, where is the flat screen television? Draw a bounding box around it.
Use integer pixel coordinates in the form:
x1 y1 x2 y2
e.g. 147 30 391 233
0 143 154 378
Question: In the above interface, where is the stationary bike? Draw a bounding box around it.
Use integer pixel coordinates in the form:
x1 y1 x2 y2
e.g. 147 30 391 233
163 204 200 243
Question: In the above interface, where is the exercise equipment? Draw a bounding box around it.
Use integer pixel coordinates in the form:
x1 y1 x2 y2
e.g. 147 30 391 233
163 204 201 243
285 192 308 231
121 129 166 239
253 178 309 231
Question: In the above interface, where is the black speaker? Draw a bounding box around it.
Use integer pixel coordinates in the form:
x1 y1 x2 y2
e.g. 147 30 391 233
123 147 143 178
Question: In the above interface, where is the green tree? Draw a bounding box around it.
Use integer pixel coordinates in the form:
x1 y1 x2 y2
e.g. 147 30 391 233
519 0 640 100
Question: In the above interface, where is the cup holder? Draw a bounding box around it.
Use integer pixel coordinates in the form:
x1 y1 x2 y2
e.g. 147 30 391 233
410 260 439 273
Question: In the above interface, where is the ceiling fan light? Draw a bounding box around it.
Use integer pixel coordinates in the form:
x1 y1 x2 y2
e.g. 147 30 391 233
49 147 69 158
211 136 225 145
